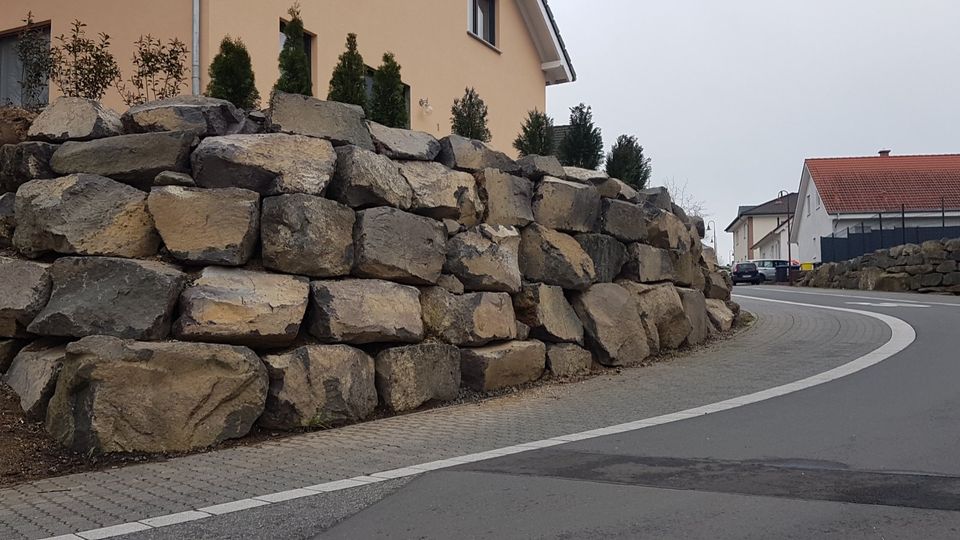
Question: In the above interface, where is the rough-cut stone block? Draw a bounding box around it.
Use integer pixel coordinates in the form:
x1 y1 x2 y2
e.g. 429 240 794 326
597 178 639 202
516 321 531 340
3 339 66 420
563 166 608 184
677 287 709 347
14 174 159 258
421 287 516 346
0 192 12 247
618 281 692 351
50 131 195 190
622 243 673 283
512 283 584 344
47 336 267 453
704 271 732 300
516 154 564 181
29 97 122 142
0 257 51 338
637 186 673 212
460 340 546 391
308 279 423 344
148 186 260 266
259 344 376 430
269 91 374 150
572 283 650 366
261 194 355 277
375 343 460 411
0 141 58 193
153 170 195 187
645 209 692 250
438 135 519 173
0 339 27 373
122 96 245 136
519 224 596 290
368 121 440 160
445 225 522 293
353 207 447 285
601 199 647 242
476 168 534 227
705 298 735 332
191 133 337 195
437 274 466 294
28 257 185 340
546 343 592 378
533 177 601 233
575 233 628 283
174 267 309 348
944 272 960 287
330 145 412 209
398 161 482 224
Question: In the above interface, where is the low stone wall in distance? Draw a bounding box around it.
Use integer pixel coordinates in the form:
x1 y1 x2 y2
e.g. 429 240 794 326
799 238 960 294
0 92 737 455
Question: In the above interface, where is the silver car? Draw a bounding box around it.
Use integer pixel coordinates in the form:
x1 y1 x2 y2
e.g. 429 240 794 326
749 259 788 282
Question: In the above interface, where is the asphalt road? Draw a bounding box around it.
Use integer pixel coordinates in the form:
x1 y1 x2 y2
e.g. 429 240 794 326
317 286 960 539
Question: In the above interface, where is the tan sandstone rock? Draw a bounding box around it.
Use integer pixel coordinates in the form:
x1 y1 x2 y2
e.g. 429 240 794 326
512 283 584 344
308 279 423 344
0 257 51 338
269 91 374 150
420 287 517 346
546 343 593 378
533 177 601 233
398 161 483 224
460 340 546 391
375 343 460 411
367 121 440 160
29 97 122 142
572 283 650 366
3 339 66 420
261 194 355 277
330 145 413 209
519 224 596 290
476 168 534 227
353 207 447 285
445 225 522 293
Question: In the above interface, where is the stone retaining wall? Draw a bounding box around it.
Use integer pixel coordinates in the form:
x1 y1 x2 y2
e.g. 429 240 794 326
799 238 960 294
0 92 736 454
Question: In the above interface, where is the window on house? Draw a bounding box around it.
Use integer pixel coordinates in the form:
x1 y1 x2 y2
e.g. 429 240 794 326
468 0 496 46
364 66 412 128
279 19 314 82
0 25 51 108
816 193 821 209
806 195 811 216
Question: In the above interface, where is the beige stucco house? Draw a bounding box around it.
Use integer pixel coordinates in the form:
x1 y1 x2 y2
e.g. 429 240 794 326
0 0 575 153
725 193 798 263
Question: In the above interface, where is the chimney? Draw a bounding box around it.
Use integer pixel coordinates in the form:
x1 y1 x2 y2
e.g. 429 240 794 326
878 149 892 157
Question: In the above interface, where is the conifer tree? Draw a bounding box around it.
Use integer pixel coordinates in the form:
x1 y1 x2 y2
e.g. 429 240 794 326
327 33 367 110
450 87 491 142
513 109 554 156
275 4 312 96
605 135 652 189
370 52 408 128
558 103 604 169
206 36 260 109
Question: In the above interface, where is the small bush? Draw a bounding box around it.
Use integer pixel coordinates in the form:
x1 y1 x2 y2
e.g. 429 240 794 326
605 135 652 189
369 52 407 128
49 19 120 101
451 87 491 142
118 35 189 106
328 33 367 111
15 12 51 111
206 36 260 110
558 103 603 170
513 109 554 157
275 4 312 96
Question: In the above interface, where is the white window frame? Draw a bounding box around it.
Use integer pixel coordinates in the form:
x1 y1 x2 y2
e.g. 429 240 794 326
468 0 497 46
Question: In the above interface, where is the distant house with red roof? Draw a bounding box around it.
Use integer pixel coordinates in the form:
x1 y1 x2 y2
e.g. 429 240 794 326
790 151 960 263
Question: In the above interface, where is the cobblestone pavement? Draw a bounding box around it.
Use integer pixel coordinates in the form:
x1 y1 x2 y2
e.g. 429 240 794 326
0 297 890 540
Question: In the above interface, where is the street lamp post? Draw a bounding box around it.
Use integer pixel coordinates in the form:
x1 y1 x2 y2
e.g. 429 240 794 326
705 220 717 256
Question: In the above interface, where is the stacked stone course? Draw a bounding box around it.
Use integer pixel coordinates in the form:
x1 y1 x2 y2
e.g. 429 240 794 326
0 92 737 454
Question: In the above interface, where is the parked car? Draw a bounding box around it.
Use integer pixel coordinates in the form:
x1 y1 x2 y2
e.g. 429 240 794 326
732 262 762 285
750 259 789 282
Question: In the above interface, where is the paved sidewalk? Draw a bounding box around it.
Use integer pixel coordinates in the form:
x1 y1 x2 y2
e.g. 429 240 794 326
0 298 889 540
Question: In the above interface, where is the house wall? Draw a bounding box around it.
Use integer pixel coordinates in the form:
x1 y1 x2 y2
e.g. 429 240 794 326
1 0 549 154
793 171 836 263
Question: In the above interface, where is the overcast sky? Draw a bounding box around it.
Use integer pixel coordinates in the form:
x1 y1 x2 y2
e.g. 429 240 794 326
546 0 960 263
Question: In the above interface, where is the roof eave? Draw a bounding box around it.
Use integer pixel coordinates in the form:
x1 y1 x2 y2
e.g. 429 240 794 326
518 0 576 85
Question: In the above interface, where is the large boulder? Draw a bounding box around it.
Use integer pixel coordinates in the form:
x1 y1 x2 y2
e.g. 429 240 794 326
191 133 337 195
601 199 647 242
2 339 66 420
261 194 355 277
476 168 534 227
259 344 376 430
677 287 709 346
50 131 195 190
0 257 51 338
445 225 522 293
622 243 673 283
154 170 195 187
532 177 601 233
516 154 564 181
268 91 374 150
438 135 519 173
0 192 13 247
148 186 260 266
619 281 691 350
46 336 267 453
308 279 423 344
0 141 58 193
375 343 460 411
460 340 546 391
519 224 596 290
0 107 35 146
637 186 673 212
575 233 628 283
28 97 122 142
563 166 607 184
174 267 309 348
367 121 440 160
704 271 732 301
353 206 447 285
572 283 650 366
122 96 246 136
398 161 482 224
596 178 639 202
14 174 159 258
645 209 692 250
546 343 593 378
420 287 517 346
870 272 912 292
512 283 584 344
330 145 413 209
28 257 185 340
705 298 735 332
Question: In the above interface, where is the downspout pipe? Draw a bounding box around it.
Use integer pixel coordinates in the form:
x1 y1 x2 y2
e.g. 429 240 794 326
192 0 200 95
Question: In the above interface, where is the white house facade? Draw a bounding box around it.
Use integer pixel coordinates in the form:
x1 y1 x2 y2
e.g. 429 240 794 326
725 193 798 262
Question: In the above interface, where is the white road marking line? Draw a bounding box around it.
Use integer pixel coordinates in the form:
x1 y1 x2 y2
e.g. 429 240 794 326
139 510 211 528
252 488 319 503
76 522 152 539
42 297 915 540
735 287 960 307
845 302 929 308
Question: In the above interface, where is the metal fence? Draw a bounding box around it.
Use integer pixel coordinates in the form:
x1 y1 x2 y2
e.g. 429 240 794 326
821 224 960 263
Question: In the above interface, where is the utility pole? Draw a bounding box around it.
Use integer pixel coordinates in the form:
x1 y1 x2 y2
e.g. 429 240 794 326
778 190 793 282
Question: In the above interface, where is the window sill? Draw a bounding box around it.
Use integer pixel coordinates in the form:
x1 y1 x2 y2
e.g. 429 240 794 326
467 31 502 54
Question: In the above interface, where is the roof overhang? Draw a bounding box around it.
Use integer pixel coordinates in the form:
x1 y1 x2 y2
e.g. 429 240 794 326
516 0 576 85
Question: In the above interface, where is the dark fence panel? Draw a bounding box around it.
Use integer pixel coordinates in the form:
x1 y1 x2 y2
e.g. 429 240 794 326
820 225 960 263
